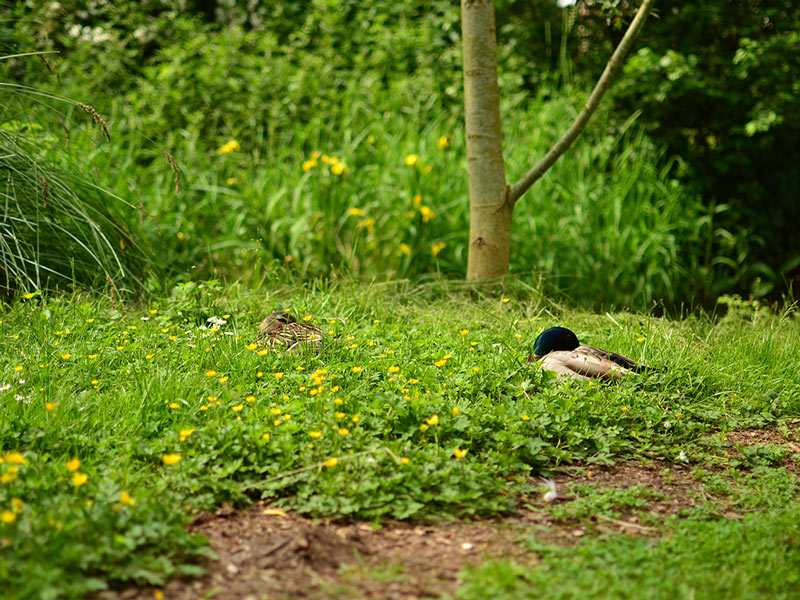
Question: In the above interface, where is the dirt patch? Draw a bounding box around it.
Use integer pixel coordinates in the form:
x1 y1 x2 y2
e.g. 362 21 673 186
100 427 800 600
721 423 800 472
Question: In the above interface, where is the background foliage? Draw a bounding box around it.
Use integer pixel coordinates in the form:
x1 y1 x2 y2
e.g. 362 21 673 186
1 0 797 306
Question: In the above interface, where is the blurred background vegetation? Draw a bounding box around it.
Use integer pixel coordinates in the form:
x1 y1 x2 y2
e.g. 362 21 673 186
0 0 797 308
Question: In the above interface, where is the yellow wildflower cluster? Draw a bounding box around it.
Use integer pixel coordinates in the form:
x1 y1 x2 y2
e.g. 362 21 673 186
303 152 348 175
431 242 446 257
434 353 452 368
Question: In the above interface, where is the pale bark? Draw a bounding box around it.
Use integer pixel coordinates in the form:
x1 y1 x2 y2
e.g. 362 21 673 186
509 0 656 204
461 0 512 280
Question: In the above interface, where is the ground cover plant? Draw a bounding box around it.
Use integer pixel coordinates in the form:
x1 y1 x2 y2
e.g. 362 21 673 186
1 282 798 598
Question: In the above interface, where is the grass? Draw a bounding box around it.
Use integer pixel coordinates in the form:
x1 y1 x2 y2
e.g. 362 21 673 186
457 468 800 600
0 281 798 597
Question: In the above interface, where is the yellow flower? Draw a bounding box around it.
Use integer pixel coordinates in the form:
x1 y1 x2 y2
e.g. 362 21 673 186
437 135 449 150
434 359 446 368
246 395 256 403
324 457 338 468
347 207 365 217
1 468 18 483
145 354 154 360
274 372 284 380
88 354 98 359
521 415 530 421
257 349 268 356
257 371 264 378
11 498 23 513
357 218 375 230
454 448 468 459
459 329 469 336
336 412 346 419
405 154 418 166
162 453 181 466
245 343 257 351
1 510 15 524
66 457 80 472
452 407 460 415
351 366 363 374
45 402 57 411
232 404 244 412
309 431 322 439
14 366 23 373
388 366 400 374
153 591 165 600
60 353 71 360
400 457 410 465
23 292 37 299
501 298 510 303
399 243 411 255
351 414 360 423
5 452 25 465
331 161 346 175
419 206 435 222
179 428 195 442
205 370 217 377
270 407 282 415
426 414 439 426
261 432 270 440
72 472 89 486
408 378 419 385
218 376 229 383
217 140 240 154
302 159 317 172
431 242 446 257
338 428 349 436
120 491 136 506
169 402 180 409
637 337 646 343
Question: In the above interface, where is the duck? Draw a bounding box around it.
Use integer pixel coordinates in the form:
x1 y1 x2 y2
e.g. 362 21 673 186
529 326 651 381
257 311 323 353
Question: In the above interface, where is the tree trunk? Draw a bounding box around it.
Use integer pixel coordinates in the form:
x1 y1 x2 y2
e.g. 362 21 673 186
461 0 512 280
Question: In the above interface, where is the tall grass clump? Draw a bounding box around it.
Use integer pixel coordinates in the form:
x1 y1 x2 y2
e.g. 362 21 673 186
0 87 149 297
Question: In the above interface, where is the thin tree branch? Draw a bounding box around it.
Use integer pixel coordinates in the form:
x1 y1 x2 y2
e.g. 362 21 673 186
509 0 656 205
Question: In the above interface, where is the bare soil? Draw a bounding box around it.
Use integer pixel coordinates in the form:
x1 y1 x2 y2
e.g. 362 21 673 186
100 425 800 600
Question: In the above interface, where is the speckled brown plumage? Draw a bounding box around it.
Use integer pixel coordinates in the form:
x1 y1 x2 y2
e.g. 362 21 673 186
257 311 323 353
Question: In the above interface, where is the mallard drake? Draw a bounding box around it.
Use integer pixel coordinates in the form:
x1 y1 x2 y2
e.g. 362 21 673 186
529 326 650 381
257 311 323 353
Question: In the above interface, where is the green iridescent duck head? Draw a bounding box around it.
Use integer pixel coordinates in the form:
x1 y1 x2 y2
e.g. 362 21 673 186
532 327 580 358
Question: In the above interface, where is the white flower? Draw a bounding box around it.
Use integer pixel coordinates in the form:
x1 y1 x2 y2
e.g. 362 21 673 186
0 383 11 392
557 0 577 7
541 478 558 502
677 450 688 462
